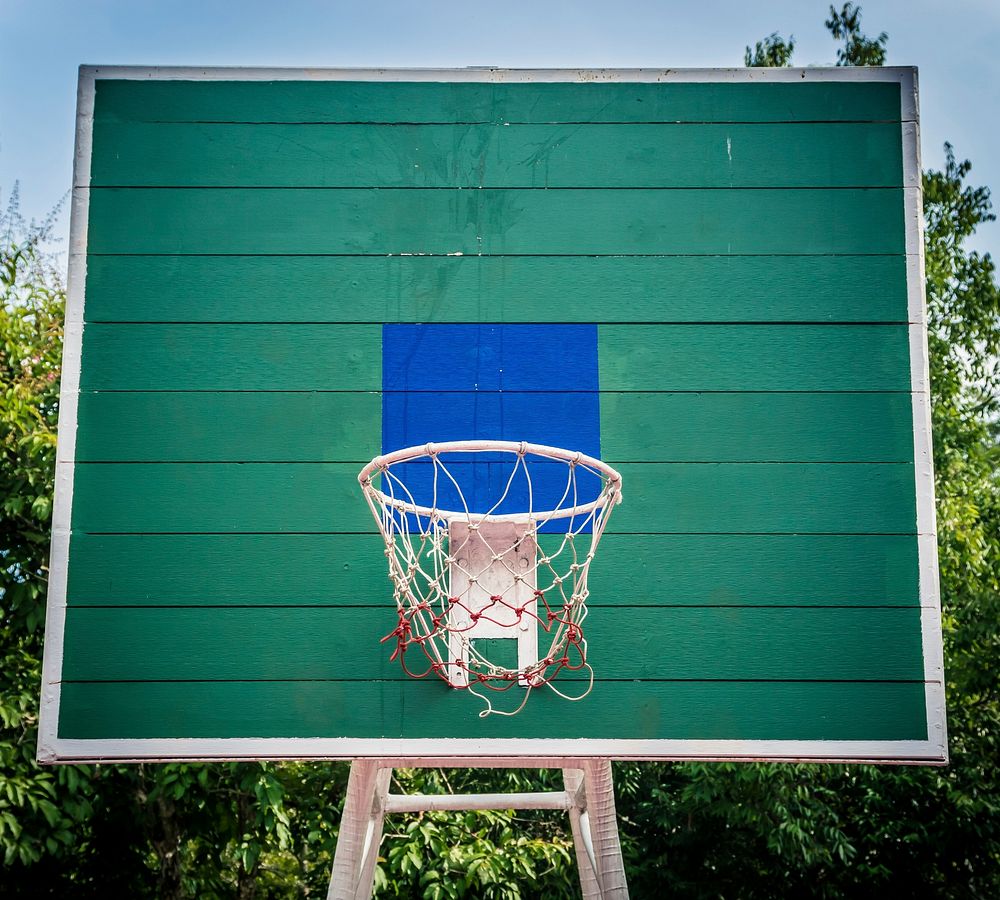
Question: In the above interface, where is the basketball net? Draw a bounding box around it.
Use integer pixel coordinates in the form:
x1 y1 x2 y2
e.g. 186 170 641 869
358 440 623 716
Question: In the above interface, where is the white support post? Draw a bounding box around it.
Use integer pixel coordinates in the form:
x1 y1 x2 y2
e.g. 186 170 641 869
355 767 392 899
564 768 604 899
328 758 629 900
578 759 629 898
328 761 391 900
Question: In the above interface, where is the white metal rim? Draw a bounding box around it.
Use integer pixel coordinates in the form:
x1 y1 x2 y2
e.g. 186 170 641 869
357 439 623 522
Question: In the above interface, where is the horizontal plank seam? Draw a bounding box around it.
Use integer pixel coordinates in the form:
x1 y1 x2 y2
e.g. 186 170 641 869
72 389 920 395
63 603 934 610
78 321 915 327
68 528 924 533
83 252 915 259
71 460 918 465
58 678 937 685
84 184 908 191
82 251 916 258
74 388 919 393
68 456 919 467
91 119 908 127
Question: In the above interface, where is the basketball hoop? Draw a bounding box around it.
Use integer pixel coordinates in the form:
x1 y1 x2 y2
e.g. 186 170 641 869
358 440 623 716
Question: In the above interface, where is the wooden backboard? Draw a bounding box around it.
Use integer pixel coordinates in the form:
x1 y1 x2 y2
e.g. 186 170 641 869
38 66 946 764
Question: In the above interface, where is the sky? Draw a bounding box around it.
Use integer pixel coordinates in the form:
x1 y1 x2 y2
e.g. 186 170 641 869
2 0 998 262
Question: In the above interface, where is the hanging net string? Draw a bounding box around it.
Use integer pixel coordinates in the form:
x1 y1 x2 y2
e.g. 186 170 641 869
358 440 623 717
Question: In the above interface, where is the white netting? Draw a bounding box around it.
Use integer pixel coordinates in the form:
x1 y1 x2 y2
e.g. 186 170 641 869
358 440 623 717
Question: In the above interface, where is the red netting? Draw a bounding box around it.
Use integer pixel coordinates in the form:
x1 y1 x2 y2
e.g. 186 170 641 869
380 590 589 689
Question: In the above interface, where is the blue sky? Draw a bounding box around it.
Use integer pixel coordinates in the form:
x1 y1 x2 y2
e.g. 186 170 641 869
2 0 997 261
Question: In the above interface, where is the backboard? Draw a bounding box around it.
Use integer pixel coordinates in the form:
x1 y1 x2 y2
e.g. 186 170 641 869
39 66 946 764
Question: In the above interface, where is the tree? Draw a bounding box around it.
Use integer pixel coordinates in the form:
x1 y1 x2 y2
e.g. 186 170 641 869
0 187 97 882
826 3 888 66
745 32 795 68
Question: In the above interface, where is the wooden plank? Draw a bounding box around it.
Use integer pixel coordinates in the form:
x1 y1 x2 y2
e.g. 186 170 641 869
92 80 902 125
57 680 928 742
598 325 911 391
74 391 381 461
79 324 381 391
85 187 906 256
74 391 914 463
69 462 374 534
65 533 921 608
600 392 913 462
586 534 920 606
77 325 910 391
83 255 910 324
68 462 917 534
89 122 904 188
610 462 916 534
60 607 925 682
66 533 390 605
599 392 914 461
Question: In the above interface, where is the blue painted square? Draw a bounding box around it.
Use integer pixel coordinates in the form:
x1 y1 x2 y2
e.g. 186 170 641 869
382 324 600 531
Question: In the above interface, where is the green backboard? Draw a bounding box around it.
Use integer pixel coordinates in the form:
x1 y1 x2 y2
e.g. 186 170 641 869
39 66 946 763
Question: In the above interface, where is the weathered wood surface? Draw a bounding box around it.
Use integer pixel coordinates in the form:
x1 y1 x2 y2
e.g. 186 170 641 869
57 680 928 741
83 255 910 323
597 325 911 391
79 324 911 391
86 187 906 255
90 122 904 188
53 75 931 750
92 79 903 125
74 391 914 463
79 324 380 391
66 532 920 607
61 606 925 681
69 461 917 534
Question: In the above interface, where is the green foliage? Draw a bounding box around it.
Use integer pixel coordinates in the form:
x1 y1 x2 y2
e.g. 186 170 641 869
918 147 1000 897
826 4 888 66
1 186 63 638
744 32 795 68
616 762 861 897
374 770 575 900
0 187 97 880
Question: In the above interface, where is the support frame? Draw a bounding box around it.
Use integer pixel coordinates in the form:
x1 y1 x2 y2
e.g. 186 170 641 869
327 757 628 900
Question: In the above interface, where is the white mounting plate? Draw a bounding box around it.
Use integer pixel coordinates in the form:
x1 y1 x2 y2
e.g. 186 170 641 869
447 520 539 688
